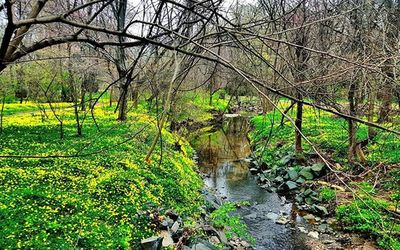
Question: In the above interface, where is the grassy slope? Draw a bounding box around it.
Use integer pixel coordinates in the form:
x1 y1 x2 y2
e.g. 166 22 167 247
250 102 400 165
0 102 203 249
250 103 400 249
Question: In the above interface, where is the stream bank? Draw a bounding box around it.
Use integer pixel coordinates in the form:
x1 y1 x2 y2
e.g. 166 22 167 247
190 114 379 250
140 114 380 250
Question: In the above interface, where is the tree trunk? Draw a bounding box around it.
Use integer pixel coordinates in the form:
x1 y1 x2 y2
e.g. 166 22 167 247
59 121 64 139
378 91 391 123
117 83 129 121
0 96 5 134
348 81 357 162
109 87 113 107
367 90 375 137
295 94 303 155
145 53 180 162
74 102 82 136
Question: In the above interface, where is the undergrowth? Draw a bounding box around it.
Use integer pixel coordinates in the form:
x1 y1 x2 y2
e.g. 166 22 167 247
210 202 255 245
0 103 203 249
336 183 400 250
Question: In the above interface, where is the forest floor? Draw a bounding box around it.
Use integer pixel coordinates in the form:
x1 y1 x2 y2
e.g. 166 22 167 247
0 93 399 249
0 100 206 249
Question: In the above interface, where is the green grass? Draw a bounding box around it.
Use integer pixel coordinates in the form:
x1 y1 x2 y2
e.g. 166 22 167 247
319 187 336 202
250 103 400 165
336 187 400 250
250 102 400 250
210 202 255 244
0 103 203 249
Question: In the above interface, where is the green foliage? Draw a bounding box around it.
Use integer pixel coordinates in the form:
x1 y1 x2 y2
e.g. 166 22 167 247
336 194 399 250
319 187 336 202
171 91 229 123
355 182 376 195
0 105 203 248
210 202 255 244
250 102 400 165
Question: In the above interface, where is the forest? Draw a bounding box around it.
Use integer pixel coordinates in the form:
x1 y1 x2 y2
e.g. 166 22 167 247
0 0 399 249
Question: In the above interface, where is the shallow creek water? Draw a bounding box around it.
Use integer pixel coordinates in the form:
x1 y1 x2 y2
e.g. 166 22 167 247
191 115 307 250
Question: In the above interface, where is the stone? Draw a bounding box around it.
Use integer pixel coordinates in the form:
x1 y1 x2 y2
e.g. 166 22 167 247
318 224 329 233
322 239 335 244
141 236 163 250
243 157 252 163
183 246 191 250
249 168 258 174
209 236 220 244
159 231 174 248
286 180 298 190
298 226 308 234
166 218 174 227
224 113 240 118
241 241 251 248
202 189 222 210
326 218 337 225
191 243 212 250
276 215 290 225
171 221 180 233
303 214 316 221
308 231 319 239
313 205 329 215
266 212 279 221
217 230 228 245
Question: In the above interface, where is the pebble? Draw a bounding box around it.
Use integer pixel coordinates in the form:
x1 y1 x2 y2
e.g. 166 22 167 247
276 215 290 225
323 239 336 244
209 236 220 244
303 214 316 220
326 218 337 225
171 221 180 233
266 212 279 221
308 231 319 239
298 226 308 234
159 230 174 247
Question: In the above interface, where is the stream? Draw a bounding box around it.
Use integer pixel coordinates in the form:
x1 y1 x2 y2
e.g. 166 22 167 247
191 115 308 250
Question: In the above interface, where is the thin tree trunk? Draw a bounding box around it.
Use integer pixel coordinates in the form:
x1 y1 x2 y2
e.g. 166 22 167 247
109 87 113 107
0 96 5 134
367 90 375 137
295 93 303 155
74 102 82 136
118 82 129 121
145 53 180 162
348 81 357 162
59 121 64 139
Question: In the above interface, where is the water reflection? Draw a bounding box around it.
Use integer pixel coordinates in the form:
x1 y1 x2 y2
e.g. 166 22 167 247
191 115 305 250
